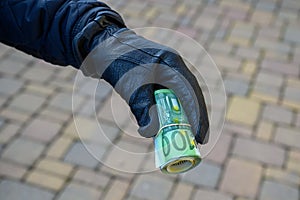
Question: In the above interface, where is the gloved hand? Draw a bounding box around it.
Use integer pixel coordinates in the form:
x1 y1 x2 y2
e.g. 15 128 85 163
74 16 209 144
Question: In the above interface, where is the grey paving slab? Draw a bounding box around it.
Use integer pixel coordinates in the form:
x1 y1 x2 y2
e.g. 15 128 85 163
2 137 45 166
0 179 54 200
180 161 221 188
0 78 24 96
130 174 173 200
233 137 285 166
224 78 249 95
259 180 299 200
57 182 102 200
64 142 106 168
274 126 300 149
8 93 46 113
262 104 293 124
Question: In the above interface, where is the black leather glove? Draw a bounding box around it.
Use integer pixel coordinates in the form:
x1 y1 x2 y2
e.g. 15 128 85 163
74 16 209 144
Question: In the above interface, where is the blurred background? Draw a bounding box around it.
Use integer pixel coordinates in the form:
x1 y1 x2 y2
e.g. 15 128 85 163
0 0 299 199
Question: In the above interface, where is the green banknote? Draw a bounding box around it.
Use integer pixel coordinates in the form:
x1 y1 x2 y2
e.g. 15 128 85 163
154 89 201 174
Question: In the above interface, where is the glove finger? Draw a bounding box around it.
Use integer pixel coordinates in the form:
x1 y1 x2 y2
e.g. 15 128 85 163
155 57 209 144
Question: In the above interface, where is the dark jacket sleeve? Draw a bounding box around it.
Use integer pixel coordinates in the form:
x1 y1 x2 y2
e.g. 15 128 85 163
0 0 125 68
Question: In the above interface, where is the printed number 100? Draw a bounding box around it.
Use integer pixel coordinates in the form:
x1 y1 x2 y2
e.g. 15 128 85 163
162 130 195 157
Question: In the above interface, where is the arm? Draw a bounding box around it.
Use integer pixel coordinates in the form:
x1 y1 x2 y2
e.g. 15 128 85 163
0 0 209 143
0 0 125 67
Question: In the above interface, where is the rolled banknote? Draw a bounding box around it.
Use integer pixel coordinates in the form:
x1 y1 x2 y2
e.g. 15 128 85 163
154 89 201 174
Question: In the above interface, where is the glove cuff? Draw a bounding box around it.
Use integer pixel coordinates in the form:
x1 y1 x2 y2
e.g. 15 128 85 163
72 15 126 68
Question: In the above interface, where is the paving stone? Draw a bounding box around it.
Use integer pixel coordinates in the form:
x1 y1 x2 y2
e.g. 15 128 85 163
233 137 285 166
296 113 300 127
0 78 23 96
25 83 55 96
22 118 61 143
194 16 217 31
49 92 84 112
0 59 27 75
180 161 221 188
242 61 257 76
287 78 300 88
35 158 73 177
119 121 150 147
265 167 300 185
0 108 31 123
169 183 193 200
227 36 251 47
0 124 19 144
281 0 300 10
236 47 260 60
220 158 262 198
2 137 45 166
256 1 276 11
100 164 135 180
259 180 299 200
0 96 7 107
287 160 300 175
256 121 273 142
64 141 106 168
64 116 120 145
231 22 255 38
47 136 73 159
49 78 74 92
287 149 300 173
0 180 54 200
8 93 46 113
213 54 241 71
255 72 283 88
39 106 71 123
73 168 110 189
0 160 27 178
57 182 102 200
103 179 129 200
224 78 249 95
262 104 293 124
274 126 300 149
26 170 65 191
223 123 252 137
261 59 299 76
193 189 233 200
103 139 148 173
227 96 260 126
206 133 232 164
77 99 97 117
7 49 34 63
251 10 274 25
264 50 289 62
225 8 248 20
220 0 250 12
130 174 173 200
278 10 298 21
209 41 233 54
251 84 279 104
255 39 290 53
23 66 53 82
283 86 300 109
285 27 300 43
78 79 112 102
0 44 10 57
97 91 130 126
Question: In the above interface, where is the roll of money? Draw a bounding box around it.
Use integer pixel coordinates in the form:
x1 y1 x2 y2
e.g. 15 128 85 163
154 89 201 174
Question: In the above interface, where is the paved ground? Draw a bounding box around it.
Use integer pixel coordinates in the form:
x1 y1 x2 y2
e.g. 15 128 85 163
0 0 300 199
